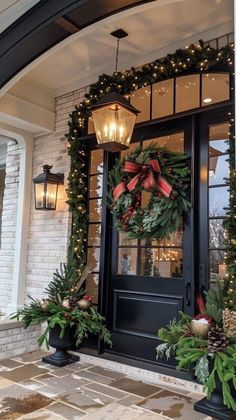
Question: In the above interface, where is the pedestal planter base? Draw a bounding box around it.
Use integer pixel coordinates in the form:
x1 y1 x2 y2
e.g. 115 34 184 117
194 397 235 420
42 351 80 367
41 325 80 367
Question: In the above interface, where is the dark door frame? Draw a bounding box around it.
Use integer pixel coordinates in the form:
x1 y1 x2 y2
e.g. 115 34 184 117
94 102 233 363
98 116 195 362
195 104 234 295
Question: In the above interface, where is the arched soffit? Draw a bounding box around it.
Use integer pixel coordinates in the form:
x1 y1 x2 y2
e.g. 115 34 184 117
0 0 155 91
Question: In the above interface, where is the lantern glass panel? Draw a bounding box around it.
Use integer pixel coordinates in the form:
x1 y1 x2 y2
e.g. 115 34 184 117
34 183 45 209
45 183 58 210
92 104 136 147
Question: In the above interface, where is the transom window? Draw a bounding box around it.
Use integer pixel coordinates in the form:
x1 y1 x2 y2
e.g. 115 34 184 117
88 72 230 133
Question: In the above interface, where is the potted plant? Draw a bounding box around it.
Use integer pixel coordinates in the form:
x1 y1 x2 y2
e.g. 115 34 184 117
156 283 236 419
13 263 112 367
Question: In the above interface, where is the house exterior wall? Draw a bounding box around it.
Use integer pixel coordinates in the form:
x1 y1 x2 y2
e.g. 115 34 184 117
0 88 88 358
24 87 87 300
0 139 20 311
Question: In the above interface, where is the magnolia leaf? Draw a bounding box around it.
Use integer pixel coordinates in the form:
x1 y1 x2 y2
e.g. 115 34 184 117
194 355 209 384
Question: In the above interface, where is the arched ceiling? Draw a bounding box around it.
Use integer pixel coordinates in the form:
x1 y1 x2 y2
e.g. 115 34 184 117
0 0 233 135
0 0 154 91
6 0 234 98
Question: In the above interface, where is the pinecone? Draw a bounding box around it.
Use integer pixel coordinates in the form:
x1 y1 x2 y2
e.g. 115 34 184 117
208 325 229 353
68 297 79 310
223 309 236 338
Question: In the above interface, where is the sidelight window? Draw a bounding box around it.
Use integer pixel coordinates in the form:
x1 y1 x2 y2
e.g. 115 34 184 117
208 122 230 286
86 149 104 304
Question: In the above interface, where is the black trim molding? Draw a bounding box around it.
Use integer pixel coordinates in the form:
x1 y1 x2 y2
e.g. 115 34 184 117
0 0 152 89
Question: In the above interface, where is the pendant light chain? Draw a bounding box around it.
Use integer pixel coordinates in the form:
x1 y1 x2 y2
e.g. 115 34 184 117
115 38 120 73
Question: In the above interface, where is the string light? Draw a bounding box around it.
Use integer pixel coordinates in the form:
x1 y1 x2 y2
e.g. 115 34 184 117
66 40 233 278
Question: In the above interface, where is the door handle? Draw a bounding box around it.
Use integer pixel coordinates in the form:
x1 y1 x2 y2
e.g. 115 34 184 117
185 282 191 306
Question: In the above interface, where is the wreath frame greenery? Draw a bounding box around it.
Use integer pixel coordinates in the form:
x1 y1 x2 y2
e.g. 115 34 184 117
107 144 191 240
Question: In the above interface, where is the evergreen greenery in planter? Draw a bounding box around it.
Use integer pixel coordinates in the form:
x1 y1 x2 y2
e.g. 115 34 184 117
156 283 236 413
12 263 111 365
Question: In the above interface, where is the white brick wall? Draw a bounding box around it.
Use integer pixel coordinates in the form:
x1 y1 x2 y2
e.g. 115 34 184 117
25 86 87 300
0 322 40 360
0 87 88 358
0 139 20 312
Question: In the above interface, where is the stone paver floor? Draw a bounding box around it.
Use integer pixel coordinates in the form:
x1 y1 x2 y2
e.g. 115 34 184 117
0 350 214 419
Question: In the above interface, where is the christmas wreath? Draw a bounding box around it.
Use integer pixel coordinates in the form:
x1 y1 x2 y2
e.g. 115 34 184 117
107 144 191 240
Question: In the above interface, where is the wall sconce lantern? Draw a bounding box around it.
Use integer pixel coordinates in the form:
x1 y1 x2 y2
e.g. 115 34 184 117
33 165 64 210
91 92 140 152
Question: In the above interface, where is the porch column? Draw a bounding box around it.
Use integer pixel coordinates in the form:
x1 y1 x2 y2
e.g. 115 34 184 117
0 123 34 314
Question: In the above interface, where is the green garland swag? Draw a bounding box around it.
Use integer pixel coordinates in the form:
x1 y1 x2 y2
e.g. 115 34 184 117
107 144 191 239
66 40 233 267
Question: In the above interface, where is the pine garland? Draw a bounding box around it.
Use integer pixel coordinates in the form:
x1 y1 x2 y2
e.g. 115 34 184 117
66 40 233 269
223 113 236 309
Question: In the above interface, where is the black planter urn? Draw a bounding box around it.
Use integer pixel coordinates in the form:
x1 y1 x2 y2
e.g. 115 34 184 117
42 325 80 367
194 363 236 420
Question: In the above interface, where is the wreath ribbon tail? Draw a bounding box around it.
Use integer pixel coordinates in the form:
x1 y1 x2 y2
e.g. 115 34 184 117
142 171 155 189
147 159 161 172
127 173 143 192
113 181 127 201
157 176 172 197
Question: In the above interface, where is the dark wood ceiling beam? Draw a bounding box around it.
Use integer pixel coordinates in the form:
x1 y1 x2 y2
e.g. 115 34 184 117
56 17 80 34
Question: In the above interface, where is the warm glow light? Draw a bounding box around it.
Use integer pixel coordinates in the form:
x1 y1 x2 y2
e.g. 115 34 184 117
91 92 139 152
203 97 213 104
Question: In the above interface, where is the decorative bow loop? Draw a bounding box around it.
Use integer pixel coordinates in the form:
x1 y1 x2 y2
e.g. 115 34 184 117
113 158 172 201
124 160 161 192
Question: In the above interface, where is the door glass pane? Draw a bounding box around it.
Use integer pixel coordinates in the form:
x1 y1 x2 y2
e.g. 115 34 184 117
89 175 103 198
209 186 229 217
176 74 200 112
87 247 100 272
89 199 102 222
117 248 138 275
152 79 174 119
90 149 103 174
88 224 101 246
143 131 184 153
202 73 230 106
141 225 183 247
209 250 227 283
209 122 229 152
209 155 229 186
118 231 137 247
140 248 183 278
209 219 227 248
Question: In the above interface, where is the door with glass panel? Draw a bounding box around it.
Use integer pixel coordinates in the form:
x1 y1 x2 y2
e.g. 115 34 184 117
198 108 232 294
106 118 194 365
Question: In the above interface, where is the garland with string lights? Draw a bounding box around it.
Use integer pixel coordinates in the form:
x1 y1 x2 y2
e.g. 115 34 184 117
66 39 233 270
223 111 236 310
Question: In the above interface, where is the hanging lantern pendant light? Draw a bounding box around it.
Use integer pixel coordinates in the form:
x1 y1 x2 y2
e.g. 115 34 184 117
91 29 140 152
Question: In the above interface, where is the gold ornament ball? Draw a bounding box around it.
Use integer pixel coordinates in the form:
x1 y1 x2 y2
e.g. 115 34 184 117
78 299 92 310
40 299 50 311
191 319 212 338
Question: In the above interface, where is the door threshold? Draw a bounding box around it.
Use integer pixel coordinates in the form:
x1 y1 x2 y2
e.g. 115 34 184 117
69 347 204 395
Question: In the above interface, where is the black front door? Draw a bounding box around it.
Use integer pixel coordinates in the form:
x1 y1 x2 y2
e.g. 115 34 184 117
104 117 194 366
